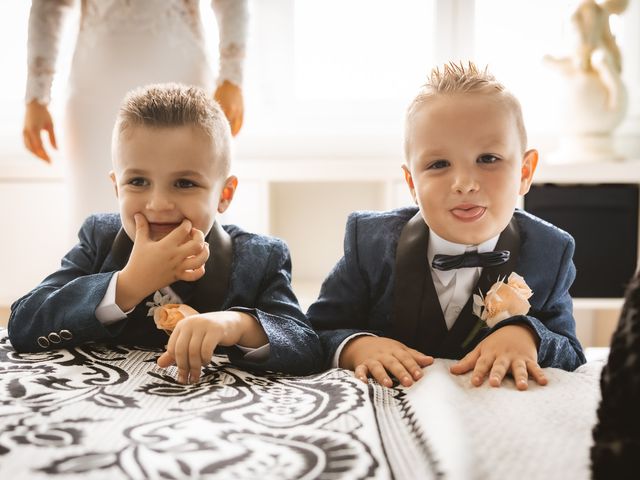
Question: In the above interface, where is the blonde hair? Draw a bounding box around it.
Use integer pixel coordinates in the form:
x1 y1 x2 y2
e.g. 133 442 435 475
113 83 231 175
404 62 527 160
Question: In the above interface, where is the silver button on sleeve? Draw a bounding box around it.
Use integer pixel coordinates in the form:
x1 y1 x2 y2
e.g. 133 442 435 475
48 332 61 344
59 330 73 341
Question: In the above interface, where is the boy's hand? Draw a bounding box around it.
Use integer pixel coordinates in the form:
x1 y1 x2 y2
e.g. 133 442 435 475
340 336 433 388
157 311 266 384
116 214 209 310
450 324 547 390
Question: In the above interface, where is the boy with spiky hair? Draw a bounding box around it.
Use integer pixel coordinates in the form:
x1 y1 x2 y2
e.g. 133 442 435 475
309 62 585 389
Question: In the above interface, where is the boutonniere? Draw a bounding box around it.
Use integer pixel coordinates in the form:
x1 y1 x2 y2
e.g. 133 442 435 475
152 303 199 335
146 290 176 317
462 273 533 348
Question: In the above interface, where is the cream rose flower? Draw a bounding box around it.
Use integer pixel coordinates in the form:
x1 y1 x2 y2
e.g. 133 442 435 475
473 273 533 328
153 304 199 333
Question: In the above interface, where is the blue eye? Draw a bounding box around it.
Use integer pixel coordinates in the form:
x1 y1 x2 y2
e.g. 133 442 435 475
427 160 450 170
176 179 196 188
128 177 148 187
478 154 499 164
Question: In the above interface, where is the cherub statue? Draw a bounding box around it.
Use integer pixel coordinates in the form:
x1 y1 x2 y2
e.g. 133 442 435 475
546 0 629 110
544 0 630 162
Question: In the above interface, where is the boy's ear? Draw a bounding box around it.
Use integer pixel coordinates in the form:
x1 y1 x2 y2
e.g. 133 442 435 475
217 175 238 214
109 170 119 198
519 149 538 196
401 164 418 205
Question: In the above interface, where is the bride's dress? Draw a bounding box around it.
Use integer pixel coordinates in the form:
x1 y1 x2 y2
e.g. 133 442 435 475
26 0 248 235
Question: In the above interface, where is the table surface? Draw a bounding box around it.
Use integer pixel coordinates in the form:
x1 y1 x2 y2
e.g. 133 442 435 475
0 331 606 480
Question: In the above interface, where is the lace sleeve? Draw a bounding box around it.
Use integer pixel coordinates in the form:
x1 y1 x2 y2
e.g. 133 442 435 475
211 0 249 87
25 0 76 105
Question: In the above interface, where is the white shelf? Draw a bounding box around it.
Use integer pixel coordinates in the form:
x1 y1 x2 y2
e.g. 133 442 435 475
1 162 64 181
534 159 640 183
573 298 624 310
233 157 401 182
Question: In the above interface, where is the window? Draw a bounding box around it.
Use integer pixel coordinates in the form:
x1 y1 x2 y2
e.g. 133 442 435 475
0 0 77 165
0 0 638 165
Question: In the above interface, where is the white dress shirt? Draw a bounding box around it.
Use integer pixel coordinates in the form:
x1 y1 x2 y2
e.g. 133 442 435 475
95 273 269 360
332 230 500 367
427 230 499 330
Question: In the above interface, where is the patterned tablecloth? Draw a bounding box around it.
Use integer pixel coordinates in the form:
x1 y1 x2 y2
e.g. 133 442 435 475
0 331 439 479
0 329 606 480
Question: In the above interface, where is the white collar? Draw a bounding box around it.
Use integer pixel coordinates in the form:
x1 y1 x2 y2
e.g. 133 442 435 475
427 230 500 286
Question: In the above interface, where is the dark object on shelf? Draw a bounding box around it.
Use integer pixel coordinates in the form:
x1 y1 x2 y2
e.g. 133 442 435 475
524 184 638 298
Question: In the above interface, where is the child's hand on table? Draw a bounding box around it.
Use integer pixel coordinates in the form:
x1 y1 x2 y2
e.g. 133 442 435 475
450 324 547 390
157 310 266 385
340 336 433 388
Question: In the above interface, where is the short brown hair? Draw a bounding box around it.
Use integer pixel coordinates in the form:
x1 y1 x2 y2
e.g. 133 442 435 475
113 83 231 175
404 62 527 159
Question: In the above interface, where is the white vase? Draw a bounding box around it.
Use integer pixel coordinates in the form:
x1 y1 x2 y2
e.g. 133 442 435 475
546 66 628 164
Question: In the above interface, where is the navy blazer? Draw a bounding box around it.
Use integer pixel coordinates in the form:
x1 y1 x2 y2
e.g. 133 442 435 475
307 207 586 371
9 214 322 375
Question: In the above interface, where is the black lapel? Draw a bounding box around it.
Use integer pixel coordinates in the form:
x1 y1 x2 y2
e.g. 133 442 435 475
177 221 233 313
102 228 134 272
439 216 522 358
392 212 447 354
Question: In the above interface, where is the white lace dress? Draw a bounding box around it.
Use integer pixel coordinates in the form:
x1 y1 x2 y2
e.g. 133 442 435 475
25 0 248 235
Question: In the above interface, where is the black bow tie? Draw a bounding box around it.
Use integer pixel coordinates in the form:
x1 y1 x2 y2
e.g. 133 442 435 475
432 250 510 271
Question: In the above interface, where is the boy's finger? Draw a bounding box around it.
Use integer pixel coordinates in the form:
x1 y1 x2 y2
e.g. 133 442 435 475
385 357 414 387
187 334 204 383
177 368 189 385
179 266 206 282
489 357 510 387
156 351 175 368
450 348 480 375
354 364 369 384
164 328 178 358
471 353 495 387
200 332 217 365
179 237 209 259
180 247 209 271
367 360 393 388
172 219 193 241
188 365 201 384
408 348 434 367
173 328 191 375
395 351 424 381
134 214 150 241
511 359 529 390
190 228 205 244
526 360 548 386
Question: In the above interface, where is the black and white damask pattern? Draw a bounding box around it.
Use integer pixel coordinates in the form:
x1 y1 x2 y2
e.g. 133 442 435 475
0 332 438 479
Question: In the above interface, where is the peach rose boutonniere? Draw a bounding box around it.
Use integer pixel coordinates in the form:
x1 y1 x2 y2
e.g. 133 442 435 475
153 303 199 335
462 273 533 348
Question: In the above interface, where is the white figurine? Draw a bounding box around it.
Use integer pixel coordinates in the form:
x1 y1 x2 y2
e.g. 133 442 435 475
544 0 629 162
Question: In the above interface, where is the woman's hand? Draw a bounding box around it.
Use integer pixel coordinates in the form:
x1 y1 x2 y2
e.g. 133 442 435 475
23 101 57 163
214 80 244 136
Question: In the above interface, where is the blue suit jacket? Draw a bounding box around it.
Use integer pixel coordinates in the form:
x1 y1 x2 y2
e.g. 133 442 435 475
9 214 322 375
307 207 586 371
